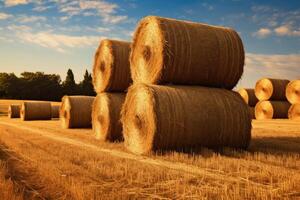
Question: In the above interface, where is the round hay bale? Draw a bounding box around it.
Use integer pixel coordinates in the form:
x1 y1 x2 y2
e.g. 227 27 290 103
255 101 291 120
121 84 251 155
20 102 52 121
93 39 132 93
255 78 290 101
8 104 20 118
238 88 258 107
51 105 60 118
92 93 125 141
288 104 300 120
286 80 300 104
130 16 244 89
60 96 95 128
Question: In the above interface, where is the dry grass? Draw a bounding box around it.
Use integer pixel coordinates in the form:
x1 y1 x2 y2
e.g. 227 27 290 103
0 100 299 199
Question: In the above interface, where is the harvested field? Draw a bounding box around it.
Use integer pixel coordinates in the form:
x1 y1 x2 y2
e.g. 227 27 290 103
0 114 299 199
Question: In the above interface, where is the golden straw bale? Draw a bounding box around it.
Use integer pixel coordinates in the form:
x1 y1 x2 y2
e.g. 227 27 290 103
121 84 251 155
255 78 289 101
51 105 60 118
238 88 258 107
92 93 125 141
255 101 291 119
60 96 95 128
286 80 300 104
249 107 255 119
288 104 300 120
8 104 20 118
20 102 52 121
130 16 244 89
93 39 132 93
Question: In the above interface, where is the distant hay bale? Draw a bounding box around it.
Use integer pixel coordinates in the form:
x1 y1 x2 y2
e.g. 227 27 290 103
20 102 52 121
8 104 20 118
286 80 300 104
93 39 132 93
249 107 255 119
238 88 258 107
255 101 291 119
92 93 125 141
51 105 60 118
130 16 244 89
255 78 290 101
60 96 95 128
288 104 300 120
121 84 251 155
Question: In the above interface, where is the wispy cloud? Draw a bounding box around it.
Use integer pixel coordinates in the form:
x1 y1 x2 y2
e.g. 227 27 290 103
274 24 300 37
18 15 47 23
4 0 28 7
15 31 101 52
253 28 272 38
0 12 12 20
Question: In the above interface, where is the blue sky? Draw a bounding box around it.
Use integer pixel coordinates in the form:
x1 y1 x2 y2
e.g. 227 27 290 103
0 0 299 88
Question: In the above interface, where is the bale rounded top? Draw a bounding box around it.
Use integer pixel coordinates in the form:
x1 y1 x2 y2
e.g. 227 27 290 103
130 16 244 89
93 39 132 93
286 80 300 104
288 103 300 120
237 88 258 107
255 78 290 101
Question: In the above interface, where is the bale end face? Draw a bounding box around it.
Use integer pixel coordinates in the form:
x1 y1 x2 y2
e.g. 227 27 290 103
8 104 21 118
286 80 300 104
288 104 300 120
255 78 290 101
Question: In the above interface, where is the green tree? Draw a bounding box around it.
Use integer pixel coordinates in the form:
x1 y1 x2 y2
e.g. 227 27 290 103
0 73 21 99
62 69 78 95
79 69 95 96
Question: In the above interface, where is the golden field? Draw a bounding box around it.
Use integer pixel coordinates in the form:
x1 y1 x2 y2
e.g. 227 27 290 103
0 100 299 199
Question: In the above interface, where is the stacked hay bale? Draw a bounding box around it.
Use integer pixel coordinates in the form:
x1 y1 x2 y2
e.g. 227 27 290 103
238 88 258 119
20 102 52 121
286 80 300 120
121 16 252 155
60 96 95 128
254 78 290 119
8 104 21 118
92 39 132 141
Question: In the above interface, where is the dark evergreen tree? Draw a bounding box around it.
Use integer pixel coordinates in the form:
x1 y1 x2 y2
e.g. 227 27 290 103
79 69 96 96
62 69 78 95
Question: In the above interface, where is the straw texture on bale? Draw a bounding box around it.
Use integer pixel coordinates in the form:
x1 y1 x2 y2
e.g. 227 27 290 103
249 107 255 119
255 101 291 120
20 102 52 121
121 84 252 155
238 88 259 107
92 93 125 141
130 16 245 89
60 96 95 128
51 105 60 118
8 104 20 118
286 80 300 104
93 39 132 93
255 78 290 101
288 104 300 120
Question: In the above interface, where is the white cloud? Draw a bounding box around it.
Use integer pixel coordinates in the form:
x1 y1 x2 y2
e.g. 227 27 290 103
253 28 272 38
4 0 28 7
239 53 300 87
33 5 53 12
0 12 12 20
18 15 47 23
7 24 32 31
274 25 300 37
16 31 101 52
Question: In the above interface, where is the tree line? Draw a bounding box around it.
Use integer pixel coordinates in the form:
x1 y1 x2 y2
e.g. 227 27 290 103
0 69 95 101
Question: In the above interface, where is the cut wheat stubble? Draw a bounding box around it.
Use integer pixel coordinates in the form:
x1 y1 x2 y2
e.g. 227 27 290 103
93 39 132 93
60 96 95 128
121 84 252 155
130 16 245 89
92 93 125 141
